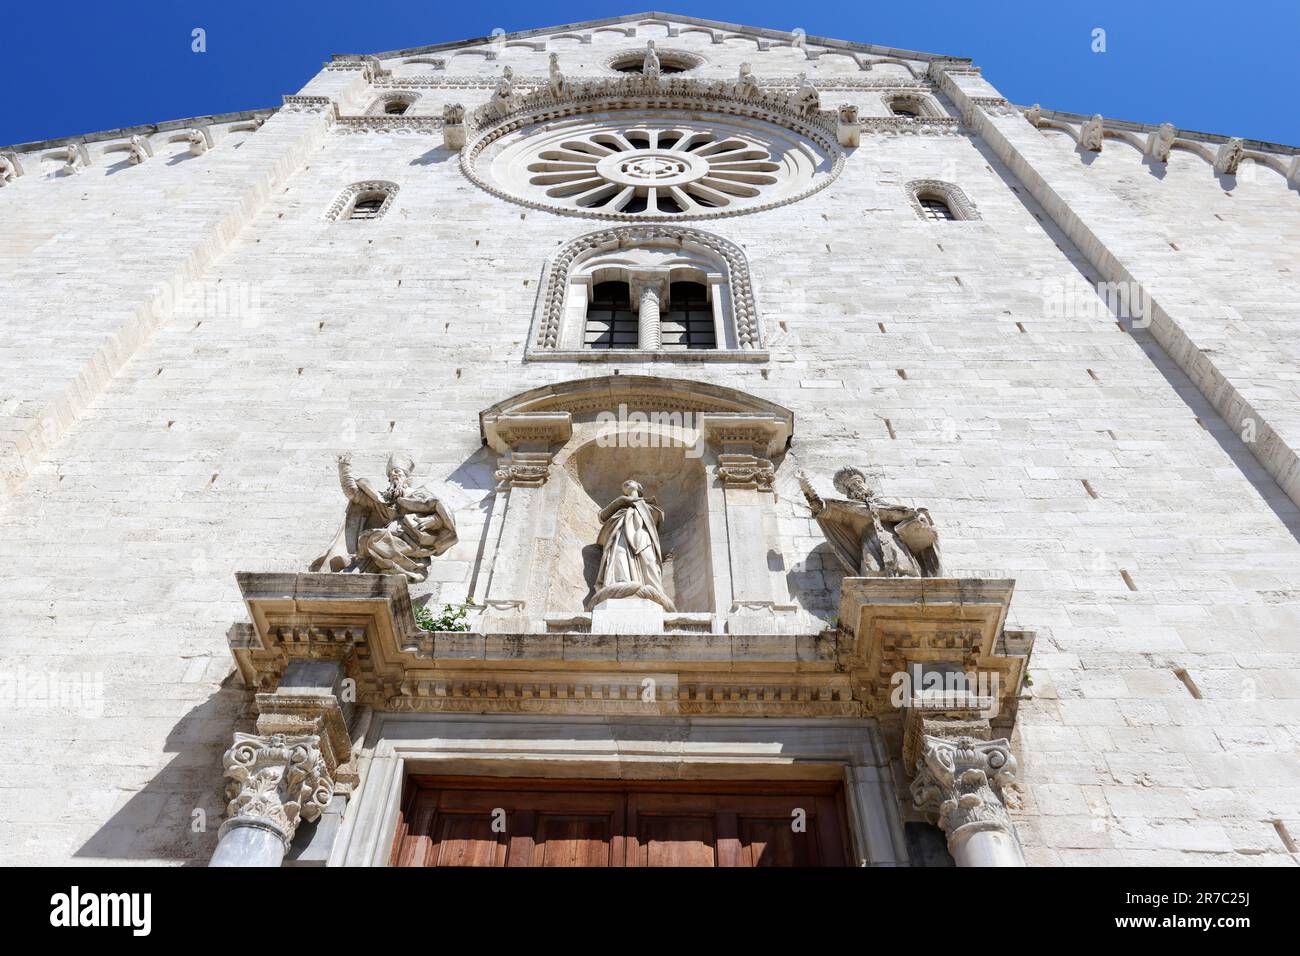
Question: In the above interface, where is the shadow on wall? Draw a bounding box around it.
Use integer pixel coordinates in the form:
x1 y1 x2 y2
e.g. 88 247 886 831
785 539 844 625
75 673 247 865
971 136 1300 546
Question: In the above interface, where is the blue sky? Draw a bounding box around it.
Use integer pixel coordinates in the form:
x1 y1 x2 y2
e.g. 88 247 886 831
4 1 1298 147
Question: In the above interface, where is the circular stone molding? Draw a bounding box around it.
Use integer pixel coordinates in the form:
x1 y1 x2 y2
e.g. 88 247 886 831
605 48 704 75
468 111 839 220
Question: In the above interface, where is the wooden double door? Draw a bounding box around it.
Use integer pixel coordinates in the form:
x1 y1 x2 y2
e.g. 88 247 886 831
393 776 853 867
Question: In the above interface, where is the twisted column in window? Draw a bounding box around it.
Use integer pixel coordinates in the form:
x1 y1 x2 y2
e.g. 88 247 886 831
631 274 667 350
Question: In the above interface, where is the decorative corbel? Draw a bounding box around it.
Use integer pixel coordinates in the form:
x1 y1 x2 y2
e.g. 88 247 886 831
186 127 214 155
1214 137 1245 176
126 134 153 165
1146 122 1176 163
0 151 24 185
58 143 90 175
1079 114 1105 152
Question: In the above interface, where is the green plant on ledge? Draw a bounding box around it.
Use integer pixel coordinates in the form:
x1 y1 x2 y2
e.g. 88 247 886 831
414 601 473 633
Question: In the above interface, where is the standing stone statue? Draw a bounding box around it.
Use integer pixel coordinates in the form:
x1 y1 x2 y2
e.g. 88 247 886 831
798 466 941 578
311 452 458 583
547 53 568 98
586 479 674 611
643 40 661 78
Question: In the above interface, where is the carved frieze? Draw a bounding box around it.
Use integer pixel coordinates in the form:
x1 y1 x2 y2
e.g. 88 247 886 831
716 453 776 490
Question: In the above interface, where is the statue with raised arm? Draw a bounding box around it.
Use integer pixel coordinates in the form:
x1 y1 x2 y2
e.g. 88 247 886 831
310 452 458 583
798 466 941 578
586 479 675 611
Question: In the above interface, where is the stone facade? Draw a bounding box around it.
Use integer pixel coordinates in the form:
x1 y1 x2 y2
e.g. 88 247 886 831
1 14 1299 866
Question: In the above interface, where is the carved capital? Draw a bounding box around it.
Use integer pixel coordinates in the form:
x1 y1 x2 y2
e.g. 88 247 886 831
221 732 334 847
910 734 1022 841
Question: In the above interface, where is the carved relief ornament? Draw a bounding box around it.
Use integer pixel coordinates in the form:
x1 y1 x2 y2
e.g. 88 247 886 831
221 732 334 845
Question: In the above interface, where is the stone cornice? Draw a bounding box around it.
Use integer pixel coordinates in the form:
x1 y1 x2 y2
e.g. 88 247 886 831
466 73 844 138
229 570 1032 722
374 75 932 92
1 106 279 157
1019 105 1299 156
230 571 854 718
349 13 966 66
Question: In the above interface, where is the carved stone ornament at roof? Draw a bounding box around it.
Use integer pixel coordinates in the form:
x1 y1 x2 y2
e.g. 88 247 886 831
465 72 843 138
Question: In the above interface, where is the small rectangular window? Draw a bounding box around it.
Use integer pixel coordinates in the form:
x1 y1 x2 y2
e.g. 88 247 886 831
584 281 638 348
350 198 386 220
662 281 716 349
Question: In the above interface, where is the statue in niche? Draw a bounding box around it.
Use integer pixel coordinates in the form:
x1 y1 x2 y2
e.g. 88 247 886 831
798 466 941 578
586 480 675 611
311 452 458 584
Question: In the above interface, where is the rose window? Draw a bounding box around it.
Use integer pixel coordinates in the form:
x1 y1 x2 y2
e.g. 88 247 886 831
528 128 780 214
468 112 839 220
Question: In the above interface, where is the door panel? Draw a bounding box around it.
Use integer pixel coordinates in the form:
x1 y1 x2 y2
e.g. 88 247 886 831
393 777 851 867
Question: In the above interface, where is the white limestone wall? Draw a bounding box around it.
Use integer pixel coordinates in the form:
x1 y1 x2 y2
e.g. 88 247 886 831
0 19 1298 865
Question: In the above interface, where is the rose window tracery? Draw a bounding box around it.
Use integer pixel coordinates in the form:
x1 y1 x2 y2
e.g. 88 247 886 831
469 112 838 220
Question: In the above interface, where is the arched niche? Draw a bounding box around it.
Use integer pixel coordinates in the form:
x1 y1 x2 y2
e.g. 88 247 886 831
550 427 711 617
477 376 796 635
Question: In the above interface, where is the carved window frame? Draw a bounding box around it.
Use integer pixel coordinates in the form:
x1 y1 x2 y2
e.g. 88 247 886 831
326 181 400 222
885 93 942 119
905 180 980 222
526 226 766 362
604 48 705 75
366 92 421 116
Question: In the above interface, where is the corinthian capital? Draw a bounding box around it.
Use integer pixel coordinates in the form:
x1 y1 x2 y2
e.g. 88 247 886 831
221 732 334 846
910 735 1022 839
